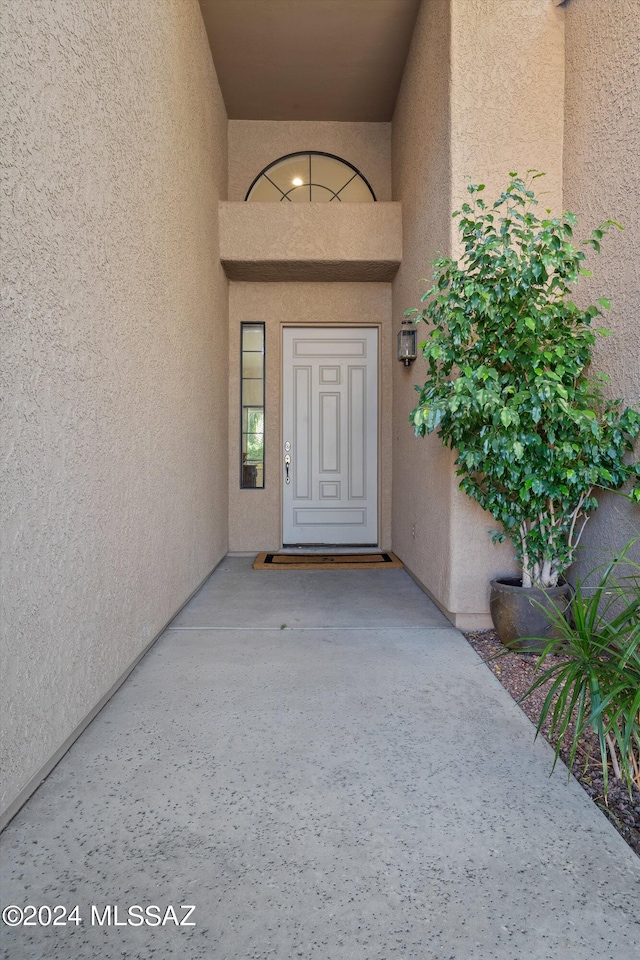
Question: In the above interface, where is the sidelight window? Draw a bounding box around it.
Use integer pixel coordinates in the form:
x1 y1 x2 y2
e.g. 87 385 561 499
240 323 265 488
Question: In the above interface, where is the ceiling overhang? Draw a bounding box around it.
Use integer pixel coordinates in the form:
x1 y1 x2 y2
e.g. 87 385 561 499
199 0 421 121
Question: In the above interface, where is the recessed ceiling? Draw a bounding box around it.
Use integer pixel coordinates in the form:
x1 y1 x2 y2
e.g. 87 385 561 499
199 0 421 121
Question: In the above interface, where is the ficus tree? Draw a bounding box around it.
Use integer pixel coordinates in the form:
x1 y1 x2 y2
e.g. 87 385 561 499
409 173 639 589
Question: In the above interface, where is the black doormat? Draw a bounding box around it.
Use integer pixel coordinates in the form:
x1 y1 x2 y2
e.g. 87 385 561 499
253 552 403 570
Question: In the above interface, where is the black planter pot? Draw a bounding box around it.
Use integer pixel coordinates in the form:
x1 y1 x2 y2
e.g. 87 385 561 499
489 577 573 651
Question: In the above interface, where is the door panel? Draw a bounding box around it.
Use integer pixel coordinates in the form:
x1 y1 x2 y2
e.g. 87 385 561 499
282 327 378 545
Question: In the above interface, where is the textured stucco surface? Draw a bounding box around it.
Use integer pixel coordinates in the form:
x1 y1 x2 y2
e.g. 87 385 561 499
222 260 400 282
447 0 565 615
228 283 392 552
392 0 564 623
219 201 402 281
450 0 564 231
563 0 640 575
228 121 391 201
391 0 459 615
1 0 229 820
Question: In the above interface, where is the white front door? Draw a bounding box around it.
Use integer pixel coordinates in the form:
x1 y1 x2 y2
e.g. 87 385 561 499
282 327 378 545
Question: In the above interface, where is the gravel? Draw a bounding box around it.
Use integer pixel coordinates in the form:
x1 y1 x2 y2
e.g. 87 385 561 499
463 629 640 858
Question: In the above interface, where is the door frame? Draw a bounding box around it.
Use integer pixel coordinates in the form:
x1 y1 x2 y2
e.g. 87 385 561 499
280 323 382 548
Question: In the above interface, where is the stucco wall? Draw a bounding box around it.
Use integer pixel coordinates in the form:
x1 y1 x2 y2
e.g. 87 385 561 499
219 201 402 280
228 283 393 552
563 0 640 574
392 0 564 625
1 0 228 822
446 0 565 615
391 0 458 615
450 0 565 224
228 121 391 201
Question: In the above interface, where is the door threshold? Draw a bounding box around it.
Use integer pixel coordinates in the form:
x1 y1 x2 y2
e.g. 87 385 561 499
279 545 380 555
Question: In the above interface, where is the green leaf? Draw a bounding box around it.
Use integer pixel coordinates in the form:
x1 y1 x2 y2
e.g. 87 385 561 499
407 174 638 584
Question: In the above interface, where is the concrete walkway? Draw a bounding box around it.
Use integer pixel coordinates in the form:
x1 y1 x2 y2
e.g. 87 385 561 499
1 557 638 960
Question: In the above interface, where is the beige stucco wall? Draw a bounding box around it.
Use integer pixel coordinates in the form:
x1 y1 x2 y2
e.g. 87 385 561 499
392 0 565 625
391 0 458 615
450 0 565 226
447 0 565 616
563 0 640 573
1 0 229 822
228 283 393 552
228 121 391 201
219 201 402 280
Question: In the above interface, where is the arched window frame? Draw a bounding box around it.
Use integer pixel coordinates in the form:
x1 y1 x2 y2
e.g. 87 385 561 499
244 151 377 202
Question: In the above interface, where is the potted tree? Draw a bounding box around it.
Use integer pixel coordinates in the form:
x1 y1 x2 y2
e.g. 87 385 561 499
408 173 639 649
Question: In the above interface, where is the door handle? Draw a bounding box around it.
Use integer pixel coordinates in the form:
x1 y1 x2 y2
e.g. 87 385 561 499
284 454 291 484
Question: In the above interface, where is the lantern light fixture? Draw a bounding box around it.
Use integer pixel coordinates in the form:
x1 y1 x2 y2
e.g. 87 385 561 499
397 317 417 366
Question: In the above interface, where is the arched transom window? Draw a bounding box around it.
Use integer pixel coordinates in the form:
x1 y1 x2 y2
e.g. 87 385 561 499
245 152 376 202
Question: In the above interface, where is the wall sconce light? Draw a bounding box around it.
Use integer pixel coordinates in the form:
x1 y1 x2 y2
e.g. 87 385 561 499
397 318 417 366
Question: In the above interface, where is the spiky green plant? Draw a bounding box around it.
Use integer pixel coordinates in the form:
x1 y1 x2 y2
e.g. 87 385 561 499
521 539 640 798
